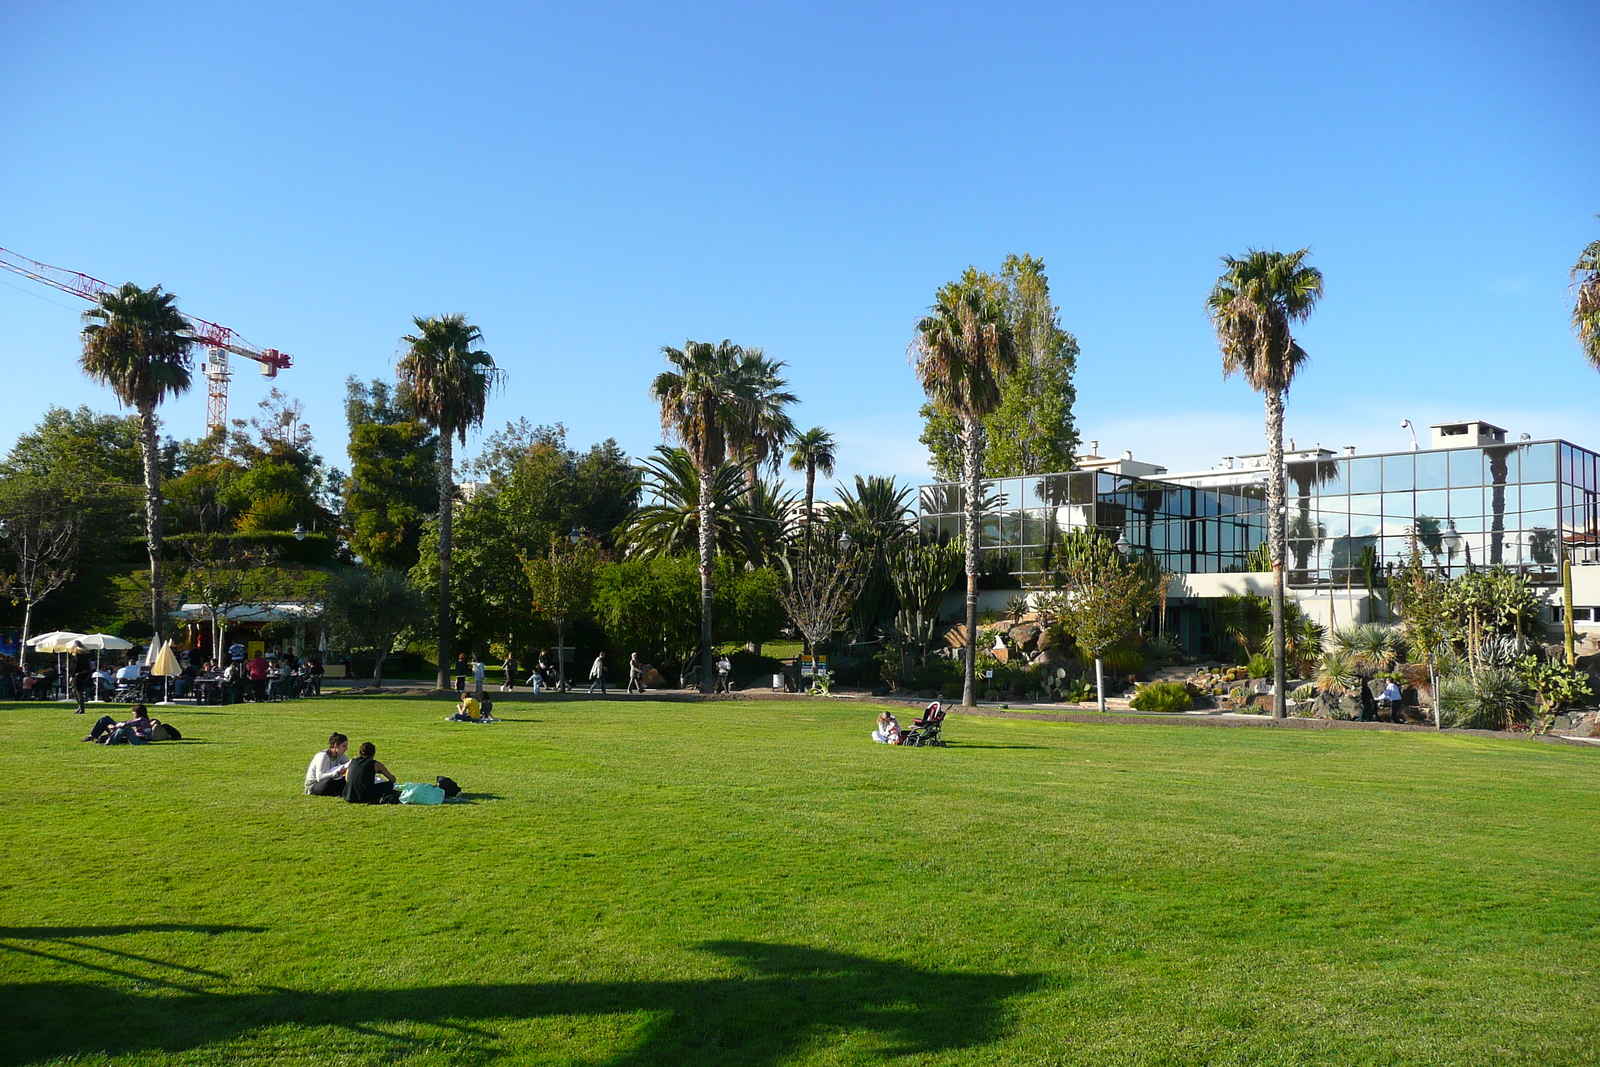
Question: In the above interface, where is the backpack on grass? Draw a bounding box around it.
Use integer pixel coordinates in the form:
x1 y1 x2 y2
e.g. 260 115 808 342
151 723 182 741
436 776 461 798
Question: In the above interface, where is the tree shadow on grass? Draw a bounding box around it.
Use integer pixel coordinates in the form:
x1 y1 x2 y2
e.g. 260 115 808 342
943 743 1049 750
3 940 1042 1066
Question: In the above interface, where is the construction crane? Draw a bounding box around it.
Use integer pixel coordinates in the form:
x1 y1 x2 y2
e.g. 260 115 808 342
0 245 293 437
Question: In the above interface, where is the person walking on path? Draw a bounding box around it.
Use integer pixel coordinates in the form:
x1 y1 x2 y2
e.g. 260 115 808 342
455 653 469 693
715 654 733 694
587 651 607 694
627 653 645 693
502 651 517 692
471 656 486 698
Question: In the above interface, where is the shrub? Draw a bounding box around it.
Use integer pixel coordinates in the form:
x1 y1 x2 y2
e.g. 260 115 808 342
1101 648 1145 676
1247 653 1272 679
1063 679 1096 703
1437 668 1533 731
1129 682 1193 712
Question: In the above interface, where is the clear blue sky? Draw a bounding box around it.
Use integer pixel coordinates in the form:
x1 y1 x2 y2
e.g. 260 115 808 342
2 1 1596 492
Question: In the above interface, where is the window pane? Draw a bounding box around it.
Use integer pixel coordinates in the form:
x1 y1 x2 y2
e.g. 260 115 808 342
1382 453 1414 491
1448 448 1483 487
1521 443 1556 483
1415 451 1448 490
1350 493 1383 516
1350 457 1382 494
1449 487 1483 516
1415 489 1448 518
1320 461 1348 496
1021 508 1047 545
1521 483 1556 511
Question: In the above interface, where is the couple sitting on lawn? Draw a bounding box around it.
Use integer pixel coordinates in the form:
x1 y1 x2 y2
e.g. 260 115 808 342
448 695 498 723
81 704 179 745
303 733 399 804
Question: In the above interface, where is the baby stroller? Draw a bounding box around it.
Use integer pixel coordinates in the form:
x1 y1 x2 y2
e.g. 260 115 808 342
900 701 947 747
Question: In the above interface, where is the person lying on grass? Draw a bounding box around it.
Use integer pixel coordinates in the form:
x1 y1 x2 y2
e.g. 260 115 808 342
82 704 161 745
344 742 398 804
871 710 901 745
304 732 350 796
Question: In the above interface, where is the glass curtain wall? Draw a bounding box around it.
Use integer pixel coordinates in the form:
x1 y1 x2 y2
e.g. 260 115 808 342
1288 440 1594 586
918 472 1267 586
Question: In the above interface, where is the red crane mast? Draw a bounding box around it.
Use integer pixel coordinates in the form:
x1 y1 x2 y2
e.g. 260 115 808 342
0 245 293 435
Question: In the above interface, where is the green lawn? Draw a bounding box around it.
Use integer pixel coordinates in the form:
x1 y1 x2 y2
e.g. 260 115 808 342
2 695 1597 1066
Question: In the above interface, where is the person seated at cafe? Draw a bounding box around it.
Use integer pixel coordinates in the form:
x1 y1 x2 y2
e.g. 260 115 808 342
304 732 350 796
82 704 159 745
306 656 324 697
343 742 397 804
175 660 199 699
267 658 292 700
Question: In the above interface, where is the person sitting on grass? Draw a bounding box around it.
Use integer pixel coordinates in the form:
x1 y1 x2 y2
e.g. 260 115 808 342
871 709 901 745
343 742 397 804
449 696 497 722
304 732 350 796
82 704 158 745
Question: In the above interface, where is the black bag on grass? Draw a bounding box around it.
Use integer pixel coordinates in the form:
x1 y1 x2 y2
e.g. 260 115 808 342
436 775 461 799
151 723 182 741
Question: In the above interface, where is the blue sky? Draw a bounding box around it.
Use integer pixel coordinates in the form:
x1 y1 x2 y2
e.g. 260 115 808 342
2 1 1596 493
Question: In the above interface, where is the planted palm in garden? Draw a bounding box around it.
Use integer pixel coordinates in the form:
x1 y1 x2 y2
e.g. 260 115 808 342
1208 249 1324 718
726 349 796 503
397 314 503 689
912 276 1019 707
79 283 193 634
786 427 836 552
1572 222 1600 371
651 340 763 692
833 476 916 641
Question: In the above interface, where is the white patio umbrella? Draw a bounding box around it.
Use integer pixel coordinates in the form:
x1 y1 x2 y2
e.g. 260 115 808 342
26 631 87 653
150 640 183 705
75 634 134 701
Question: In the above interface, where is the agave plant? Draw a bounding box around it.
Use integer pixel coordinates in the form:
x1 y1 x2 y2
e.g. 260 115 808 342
1436 668 1533 731
1314 649 1357 694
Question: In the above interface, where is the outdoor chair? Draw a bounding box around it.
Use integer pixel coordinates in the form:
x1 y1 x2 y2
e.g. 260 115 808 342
900 702 947 747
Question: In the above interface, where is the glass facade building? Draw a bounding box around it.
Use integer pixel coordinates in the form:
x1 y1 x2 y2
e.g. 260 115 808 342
917 471 1268 588
1284 439 1599 587
916 438 1600 590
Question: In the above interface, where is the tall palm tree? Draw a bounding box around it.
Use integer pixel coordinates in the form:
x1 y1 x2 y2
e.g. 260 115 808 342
1208 248 1324 719
1572 225 1600 371
619 446 787 565
728 349 797 501
912 278 1018 707
397 314 504 689
787 427 837 549
651 339 759 692
80 283 193 635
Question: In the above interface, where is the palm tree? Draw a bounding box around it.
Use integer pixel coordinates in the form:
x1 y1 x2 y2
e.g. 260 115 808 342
397 314 504 689
79 283 193 634
1572 225 1600 371
619 447 789 565
1208 248 1324 719
787 427 837 550
727 349 797 502
912 278 1019 707
651 339 759 692
834 475 916 641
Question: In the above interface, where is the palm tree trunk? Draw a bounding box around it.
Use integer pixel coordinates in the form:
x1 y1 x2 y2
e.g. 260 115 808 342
962 421 982 708
1265 389 1287 719
139 405 165 638
698 462 716 694
435 432 454 690
803 461 816 553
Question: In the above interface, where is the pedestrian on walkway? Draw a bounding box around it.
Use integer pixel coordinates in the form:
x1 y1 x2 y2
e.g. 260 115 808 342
587 651 607 694
627 652 645 693
472 656 486 698
502 651 516 692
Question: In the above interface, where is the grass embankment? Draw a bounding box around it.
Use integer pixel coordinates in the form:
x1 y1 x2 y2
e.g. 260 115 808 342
1 696 1597 1065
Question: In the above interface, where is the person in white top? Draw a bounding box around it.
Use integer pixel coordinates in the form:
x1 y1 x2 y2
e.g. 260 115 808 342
471 657 486 697
304 732 350 796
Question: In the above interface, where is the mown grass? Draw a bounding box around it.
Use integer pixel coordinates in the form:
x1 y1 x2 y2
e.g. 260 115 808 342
1 695 1597 1065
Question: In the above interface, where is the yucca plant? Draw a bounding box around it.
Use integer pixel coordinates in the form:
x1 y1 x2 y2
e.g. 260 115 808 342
1436 668 1532 731
1315 649 1357 694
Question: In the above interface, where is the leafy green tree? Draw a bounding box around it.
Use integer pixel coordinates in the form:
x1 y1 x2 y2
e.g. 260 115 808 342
410 424 637 661
1208 248 1324 719
786 427 836 550
1040 532 1155 711
79 283 193 633
912 273 1019 707
323 566 428 686
1572 221 1600 372
618 448 779 564
890 538 961 666
523 535 601 689
170 542 282 663
0 485 77 669
592 555 703 683
397 314 504 688
342 376 439 570
650 339 763 692
919 256 1080 481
